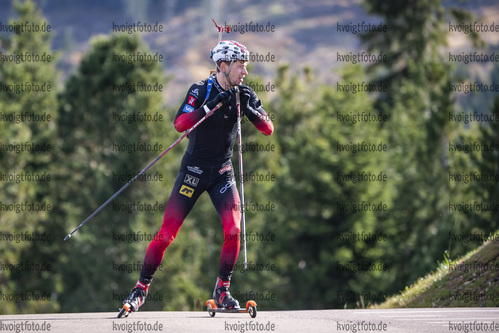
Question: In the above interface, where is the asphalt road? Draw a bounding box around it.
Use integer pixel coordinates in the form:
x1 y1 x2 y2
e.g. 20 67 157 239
0 308 498 333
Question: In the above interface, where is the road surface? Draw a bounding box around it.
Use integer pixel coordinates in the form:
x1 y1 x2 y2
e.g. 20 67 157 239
0 308 498 332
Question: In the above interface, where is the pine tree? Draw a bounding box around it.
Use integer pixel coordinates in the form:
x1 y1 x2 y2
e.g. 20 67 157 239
0 0 59 314
255 64 395 309
55 32 167 311
359 0 491 287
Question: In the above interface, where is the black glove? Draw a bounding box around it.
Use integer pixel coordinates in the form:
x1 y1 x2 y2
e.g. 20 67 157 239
206 89 235 110
237 85 252 109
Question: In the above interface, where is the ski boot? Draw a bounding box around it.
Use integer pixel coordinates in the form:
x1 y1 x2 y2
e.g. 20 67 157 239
117 286 147 318
213 277 240 309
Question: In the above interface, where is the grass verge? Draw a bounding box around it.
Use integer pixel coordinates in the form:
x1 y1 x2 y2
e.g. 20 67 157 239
374 231 499 308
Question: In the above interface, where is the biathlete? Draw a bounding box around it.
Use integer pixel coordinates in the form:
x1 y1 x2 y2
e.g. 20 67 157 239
122 40 274 313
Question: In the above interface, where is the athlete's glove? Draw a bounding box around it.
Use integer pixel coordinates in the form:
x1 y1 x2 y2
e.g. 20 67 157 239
205 90 236 114
237 85 261 122
237 85 252 110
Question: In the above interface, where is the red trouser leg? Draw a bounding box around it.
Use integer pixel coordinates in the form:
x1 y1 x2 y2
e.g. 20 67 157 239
139 158 240 282
141 177 201 278
209 177 241 281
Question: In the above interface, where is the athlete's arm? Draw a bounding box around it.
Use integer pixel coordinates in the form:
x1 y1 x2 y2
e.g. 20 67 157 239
239 85 274 136
174 83 204 132
174 108 206 132
174 87 234 132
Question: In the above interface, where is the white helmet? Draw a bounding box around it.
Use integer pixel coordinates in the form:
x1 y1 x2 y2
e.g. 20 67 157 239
211 40 249 63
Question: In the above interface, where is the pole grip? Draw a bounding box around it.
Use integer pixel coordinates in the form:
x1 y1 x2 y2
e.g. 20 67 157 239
235 86 241 109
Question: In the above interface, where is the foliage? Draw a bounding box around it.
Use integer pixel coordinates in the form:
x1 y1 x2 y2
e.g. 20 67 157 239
0 0 497 314
0 0 59 314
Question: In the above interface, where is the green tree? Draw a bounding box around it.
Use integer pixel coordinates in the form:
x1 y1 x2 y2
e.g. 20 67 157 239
55 32 168 312
0 0 59 314
447 93 499 250
359 0 493 290
252 64 395 309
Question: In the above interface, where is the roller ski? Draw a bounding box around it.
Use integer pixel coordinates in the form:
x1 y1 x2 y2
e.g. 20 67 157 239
206 278 257 318
206 299 257 318
117 286 147 318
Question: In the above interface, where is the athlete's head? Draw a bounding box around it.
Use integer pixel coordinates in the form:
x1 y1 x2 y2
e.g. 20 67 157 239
211 40 249 88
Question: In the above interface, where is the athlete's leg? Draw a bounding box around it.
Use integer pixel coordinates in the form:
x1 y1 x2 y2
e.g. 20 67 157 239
141 161 206 282
208 167 241 281
122 157 206 311
122 173 203 311
208 166 242 308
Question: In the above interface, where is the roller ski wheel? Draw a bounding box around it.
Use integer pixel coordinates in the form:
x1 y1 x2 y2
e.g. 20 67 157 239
206 299 217 317
117 303 132 318
247 301 257 318
206 299 257 318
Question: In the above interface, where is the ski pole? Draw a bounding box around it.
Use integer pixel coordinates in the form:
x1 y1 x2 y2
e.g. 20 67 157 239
64 102 224 241
235 87 248 269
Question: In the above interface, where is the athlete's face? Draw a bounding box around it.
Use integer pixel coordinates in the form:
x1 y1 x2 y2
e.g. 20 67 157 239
223 60 248 86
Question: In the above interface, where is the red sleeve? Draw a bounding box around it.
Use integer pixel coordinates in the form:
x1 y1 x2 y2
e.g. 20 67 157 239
251 112 274 136
174 107 205 132
241 85 274 136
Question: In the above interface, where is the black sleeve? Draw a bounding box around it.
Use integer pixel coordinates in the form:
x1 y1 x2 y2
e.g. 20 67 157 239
175 80 207 122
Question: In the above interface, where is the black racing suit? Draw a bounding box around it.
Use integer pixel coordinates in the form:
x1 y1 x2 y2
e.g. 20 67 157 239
139 75 274 283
